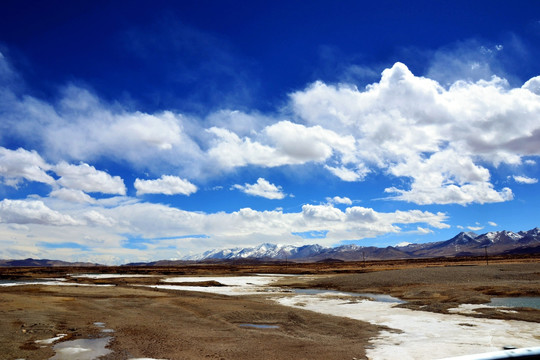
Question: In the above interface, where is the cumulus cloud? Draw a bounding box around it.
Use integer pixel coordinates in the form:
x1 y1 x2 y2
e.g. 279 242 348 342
0 199 80 226
1 48 540 214
232 178 286 199
326 196 353 205
134 175 197 196
291 62 540 204
206 121 356 171
55 162 126 195
264 120 356 162
0 147 55 187
513 175 538 184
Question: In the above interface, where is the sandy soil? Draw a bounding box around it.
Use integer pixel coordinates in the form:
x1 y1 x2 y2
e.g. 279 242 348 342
0 259 538 359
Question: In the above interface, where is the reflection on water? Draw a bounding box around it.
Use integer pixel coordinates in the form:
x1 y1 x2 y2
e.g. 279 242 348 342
489 297 540 309
50 337 112 360
293 289 405 303
239 324 280 329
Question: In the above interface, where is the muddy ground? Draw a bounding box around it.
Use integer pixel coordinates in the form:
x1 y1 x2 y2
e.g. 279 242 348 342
0 257 538 359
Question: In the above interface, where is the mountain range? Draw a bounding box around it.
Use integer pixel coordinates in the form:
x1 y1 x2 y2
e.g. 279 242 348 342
1 228 538 267
185 228 540 262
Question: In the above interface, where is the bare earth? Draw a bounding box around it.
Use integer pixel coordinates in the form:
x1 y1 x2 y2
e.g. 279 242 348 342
0 258 538 359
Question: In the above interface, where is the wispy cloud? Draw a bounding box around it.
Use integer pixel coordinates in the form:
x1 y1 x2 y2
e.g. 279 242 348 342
467 226 484 231
513 175 538 184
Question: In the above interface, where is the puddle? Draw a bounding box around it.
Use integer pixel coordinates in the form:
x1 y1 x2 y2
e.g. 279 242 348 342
488 297 540 309
50 337 112 360
239 323 280 329
293 289 405 303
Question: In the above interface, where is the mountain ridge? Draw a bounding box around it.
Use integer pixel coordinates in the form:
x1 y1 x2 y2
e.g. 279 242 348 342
184 228 540 262
1 228 538 267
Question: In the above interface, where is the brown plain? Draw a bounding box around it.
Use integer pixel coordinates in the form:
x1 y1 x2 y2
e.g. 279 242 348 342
0 255 538 360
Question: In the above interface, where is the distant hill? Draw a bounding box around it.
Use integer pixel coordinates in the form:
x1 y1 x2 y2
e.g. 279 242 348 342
0 258 100 267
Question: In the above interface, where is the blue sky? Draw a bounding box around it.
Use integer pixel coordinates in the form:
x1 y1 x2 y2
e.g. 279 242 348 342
1 1 540 264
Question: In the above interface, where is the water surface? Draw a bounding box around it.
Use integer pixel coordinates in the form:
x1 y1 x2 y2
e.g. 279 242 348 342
489 297 540 309
50 337 112 360
239 324 280 329
293 288 404 303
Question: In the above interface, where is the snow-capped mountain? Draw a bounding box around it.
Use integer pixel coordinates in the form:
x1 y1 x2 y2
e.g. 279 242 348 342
185 228 540 262
187 243 325 261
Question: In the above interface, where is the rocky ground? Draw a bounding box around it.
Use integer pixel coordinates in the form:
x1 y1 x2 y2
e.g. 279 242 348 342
0 257 538 359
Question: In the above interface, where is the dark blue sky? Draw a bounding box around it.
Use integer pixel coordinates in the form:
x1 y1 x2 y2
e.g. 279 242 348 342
3 1 539 112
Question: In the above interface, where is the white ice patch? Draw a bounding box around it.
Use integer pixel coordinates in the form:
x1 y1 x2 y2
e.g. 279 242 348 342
275 295 539 360
70 274 158 279
0 280 114 287
35 334 67 344
153 276 282 295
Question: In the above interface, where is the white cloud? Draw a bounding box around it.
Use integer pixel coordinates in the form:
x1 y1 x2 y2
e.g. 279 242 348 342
232 178 286 199
385 182 513 205
55 162 126 195
1 50 540 213
522 76 540 95
302 204 344 221
513 175 538 184
488 221 497 227
264 120 356 163
467 225 484 231
0 147 55 187
0 194 451 264
325 165 368 182
206 121 356 171
290 62 540 204
345 206 379 223
415 226 433 234
49 188 96 204
134 175 197 196
83 210 116 227
0 199 80 226
326 196 353 205
1 84 207 178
